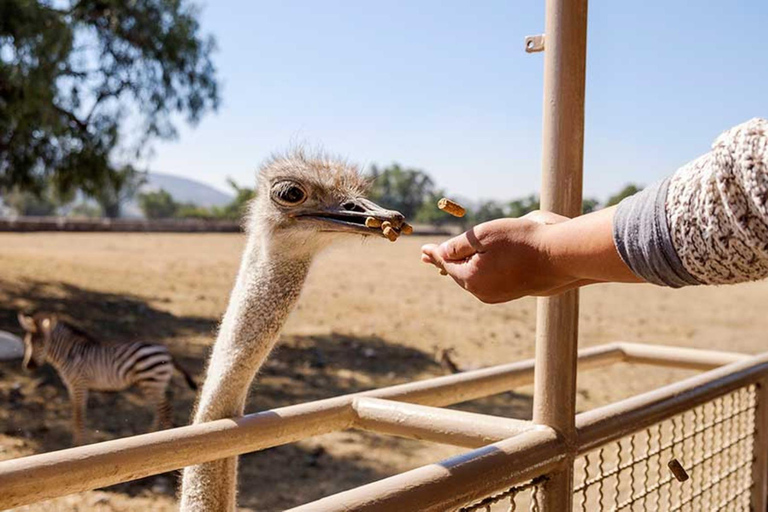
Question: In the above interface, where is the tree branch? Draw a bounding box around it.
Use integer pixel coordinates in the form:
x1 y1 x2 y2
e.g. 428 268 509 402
53 104 88 133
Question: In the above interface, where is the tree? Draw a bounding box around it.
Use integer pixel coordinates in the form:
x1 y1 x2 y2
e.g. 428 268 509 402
368 164 435 219
2 181 75 216
472 200 507 223
138 188 178 219
508 195 540 218
67 202 101 219
174 177 256 220
606 184 643 207
90 165 145 218
3 188 59 216
415 190 458 226
175 203 215 219
216 178 256 220
582 197 600 214
0 0 219 197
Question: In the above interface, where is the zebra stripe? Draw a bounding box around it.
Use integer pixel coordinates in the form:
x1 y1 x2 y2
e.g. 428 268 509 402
20 314 194 444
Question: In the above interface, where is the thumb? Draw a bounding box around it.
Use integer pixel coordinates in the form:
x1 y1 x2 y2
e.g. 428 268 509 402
436 230 481 262
421 243 472 281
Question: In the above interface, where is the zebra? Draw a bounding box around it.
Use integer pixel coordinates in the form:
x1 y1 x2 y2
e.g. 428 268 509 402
17 312 197 445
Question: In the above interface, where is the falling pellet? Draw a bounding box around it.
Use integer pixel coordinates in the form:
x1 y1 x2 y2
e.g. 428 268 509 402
401 223 414 235
668 459 689 482
438 198 466 218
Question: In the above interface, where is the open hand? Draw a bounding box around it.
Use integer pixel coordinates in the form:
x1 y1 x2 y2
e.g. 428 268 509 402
421 211 600 303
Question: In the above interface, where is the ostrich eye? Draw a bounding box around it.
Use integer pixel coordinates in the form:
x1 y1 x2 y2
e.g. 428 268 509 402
271 181 307 206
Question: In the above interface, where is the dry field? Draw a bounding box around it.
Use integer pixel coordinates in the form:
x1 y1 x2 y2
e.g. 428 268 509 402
1 232 767 511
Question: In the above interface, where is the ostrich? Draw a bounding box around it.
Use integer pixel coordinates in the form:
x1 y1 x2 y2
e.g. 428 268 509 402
180 150 405 511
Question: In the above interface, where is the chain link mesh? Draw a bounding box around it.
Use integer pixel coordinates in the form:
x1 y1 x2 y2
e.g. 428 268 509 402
574 385 758 511
451 384 759 511
457 476 547 512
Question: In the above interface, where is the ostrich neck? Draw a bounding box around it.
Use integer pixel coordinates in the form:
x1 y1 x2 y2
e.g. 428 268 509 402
180 233 312 511
195 240 310 421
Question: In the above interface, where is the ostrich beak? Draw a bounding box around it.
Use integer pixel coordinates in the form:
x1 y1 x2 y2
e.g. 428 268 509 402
295 198 406 237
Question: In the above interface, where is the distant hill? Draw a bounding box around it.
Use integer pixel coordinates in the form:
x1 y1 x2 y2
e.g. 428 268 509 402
123 172 234 218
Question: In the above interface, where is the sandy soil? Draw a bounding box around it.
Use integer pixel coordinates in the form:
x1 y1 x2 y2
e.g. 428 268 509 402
1 232 767 511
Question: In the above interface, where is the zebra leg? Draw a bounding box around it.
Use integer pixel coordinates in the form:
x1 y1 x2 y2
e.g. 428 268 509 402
67 386 89 445
139 382 173 432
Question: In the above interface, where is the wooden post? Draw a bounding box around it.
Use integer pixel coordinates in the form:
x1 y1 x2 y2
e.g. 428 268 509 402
532 0 588 509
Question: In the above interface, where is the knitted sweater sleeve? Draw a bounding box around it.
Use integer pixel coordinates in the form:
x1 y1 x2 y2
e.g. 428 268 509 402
613 118 768 286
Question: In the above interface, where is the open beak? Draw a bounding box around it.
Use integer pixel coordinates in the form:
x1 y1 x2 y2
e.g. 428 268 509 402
294 198 406 238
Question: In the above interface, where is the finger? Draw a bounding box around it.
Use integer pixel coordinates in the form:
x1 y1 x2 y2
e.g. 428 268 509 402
421 244 442 265
423 244 473 281
421 244 448 273
436 230 481 261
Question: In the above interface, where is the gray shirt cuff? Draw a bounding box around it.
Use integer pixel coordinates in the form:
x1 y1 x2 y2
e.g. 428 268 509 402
612 178 701 288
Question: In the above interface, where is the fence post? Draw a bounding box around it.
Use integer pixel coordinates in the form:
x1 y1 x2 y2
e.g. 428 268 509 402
752 378 768 511
531 0 588 509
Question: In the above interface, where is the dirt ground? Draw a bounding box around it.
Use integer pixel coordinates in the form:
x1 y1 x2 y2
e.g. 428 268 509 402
1 232 767 511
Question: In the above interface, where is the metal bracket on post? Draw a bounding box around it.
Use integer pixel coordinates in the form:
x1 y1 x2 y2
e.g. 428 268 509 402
525 35 545 53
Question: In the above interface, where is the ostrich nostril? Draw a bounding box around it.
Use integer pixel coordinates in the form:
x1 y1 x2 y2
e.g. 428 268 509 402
342 201 365 213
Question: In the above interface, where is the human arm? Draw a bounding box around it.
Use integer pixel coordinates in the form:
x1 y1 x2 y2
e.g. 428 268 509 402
422 118 768 303
421 207 642 304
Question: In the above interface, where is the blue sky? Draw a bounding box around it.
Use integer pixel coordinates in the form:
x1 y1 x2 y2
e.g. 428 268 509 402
149 1 768 202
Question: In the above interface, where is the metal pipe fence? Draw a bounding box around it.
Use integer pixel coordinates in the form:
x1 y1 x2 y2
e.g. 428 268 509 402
1 343 764 510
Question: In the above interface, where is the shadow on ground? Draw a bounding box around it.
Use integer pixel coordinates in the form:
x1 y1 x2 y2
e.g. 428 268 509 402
0 278 532 511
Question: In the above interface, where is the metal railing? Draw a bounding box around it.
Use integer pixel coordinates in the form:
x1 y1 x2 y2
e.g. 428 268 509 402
0 343 765 510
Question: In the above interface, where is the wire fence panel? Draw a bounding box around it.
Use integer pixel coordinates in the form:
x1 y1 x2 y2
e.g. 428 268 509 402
573 385 758 511
450 384 760 512
457 477 547 512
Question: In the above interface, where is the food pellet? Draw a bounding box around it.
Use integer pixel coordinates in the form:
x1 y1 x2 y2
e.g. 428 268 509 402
365 217 383 228
401 223 414 235
439 268 448 276
668 459 689 482
382 226 398 242
381 221 392 230
438 198 466 218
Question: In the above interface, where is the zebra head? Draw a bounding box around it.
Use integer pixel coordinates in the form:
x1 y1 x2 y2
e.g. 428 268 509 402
17 313 53 371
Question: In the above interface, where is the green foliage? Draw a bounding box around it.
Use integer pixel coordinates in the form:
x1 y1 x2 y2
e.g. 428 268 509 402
368 164 435 219
136 177 255 221
508 195 540 218
582 197 600 214
2 179 78 216
214 178 256 220
3 188 59 216
175 203 216 219
415 191 458 226
606 184 643 207
138 188 177 219
471 200 507 223
90 165 146 218
67 202 101 219
0 0 219 198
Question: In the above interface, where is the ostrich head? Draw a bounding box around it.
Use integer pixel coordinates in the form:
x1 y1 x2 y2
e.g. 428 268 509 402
247 151 405 255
